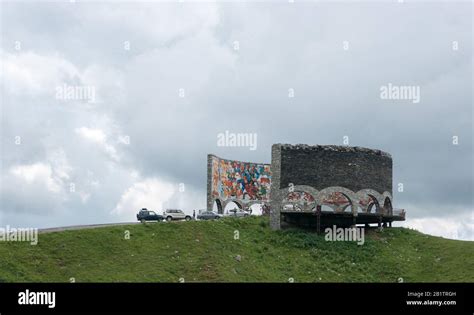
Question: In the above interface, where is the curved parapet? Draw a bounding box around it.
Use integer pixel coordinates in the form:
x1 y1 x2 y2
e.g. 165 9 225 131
270 144 393 229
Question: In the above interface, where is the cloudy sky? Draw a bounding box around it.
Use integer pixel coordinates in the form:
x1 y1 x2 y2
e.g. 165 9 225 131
0 0 472 240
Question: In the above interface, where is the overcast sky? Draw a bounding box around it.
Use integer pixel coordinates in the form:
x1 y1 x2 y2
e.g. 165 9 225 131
0 1 472 240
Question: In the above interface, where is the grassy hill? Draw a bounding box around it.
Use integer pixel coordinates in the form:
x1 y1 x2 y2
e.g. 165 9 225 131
0 216 472 282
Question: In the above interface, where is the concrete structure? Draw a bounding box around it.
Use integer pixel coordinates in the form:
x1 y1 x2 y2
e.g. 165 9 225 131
207 144 405 230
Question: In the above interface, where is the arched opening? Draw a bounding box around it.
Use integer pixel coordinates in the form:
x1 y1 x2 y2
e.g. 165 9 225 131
321 205 333 212
248 203 264 216
343 203 364 213
321 192 352 213
282 202 303 212
367 194 380 213
358 196 371 212
384 197 392 215
213 199 223 214
282 191 315 212
224 201 242 215
343 203 352 212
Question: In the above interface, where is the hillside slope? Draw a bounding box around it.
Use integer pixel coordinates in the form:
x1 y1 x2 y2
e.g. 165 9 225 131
0 217 472 282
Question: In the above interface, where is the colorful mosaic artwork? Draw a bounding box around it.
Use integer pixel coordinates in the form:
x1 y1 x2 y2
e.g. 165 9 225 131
211 156 271 202
286 191 315 203
322 192 351 205
284 191 316 211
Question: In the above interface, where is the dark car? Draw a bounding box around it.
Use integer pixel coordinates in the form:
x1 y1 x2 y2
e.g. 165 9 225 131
137 208 164 222
197 211 222 220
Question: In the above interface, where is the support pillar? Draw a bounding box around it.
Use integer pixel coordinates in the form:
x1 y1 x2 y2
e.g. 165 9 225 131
316 205 321 234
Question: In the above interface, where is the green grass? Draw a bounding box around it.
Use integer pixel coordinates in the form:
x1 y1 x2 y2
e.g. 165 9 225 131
0 216 472 282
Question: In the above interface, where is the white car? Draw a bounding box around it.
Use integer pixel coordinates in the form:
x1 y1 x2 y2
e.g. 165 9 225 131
163 209 192 222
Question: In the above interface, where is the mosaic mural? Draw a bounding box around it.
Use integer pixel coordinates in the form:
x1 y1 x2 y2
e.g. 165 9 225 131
321 192 351 206
286 191 315 203
284 191 316 211
211 156 271 202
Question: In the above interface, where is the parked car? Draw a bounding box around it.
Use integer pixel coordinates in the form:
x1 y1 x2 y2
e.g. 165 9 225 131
137 208 164 222
227 208 250 218
163 209 192 222
197 211 222 220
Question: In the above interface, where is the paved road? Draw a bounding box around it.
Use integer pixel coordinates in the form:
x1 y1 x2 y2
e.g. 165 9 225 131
39 222 139 234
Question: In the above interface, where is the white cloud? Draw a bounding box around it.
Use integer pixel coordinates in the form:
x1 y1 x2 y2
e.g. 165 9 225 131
111 177 176 220
10 163 60 193
48 149 72 181
75 127 107 144
75 127 120 161
9 149 72 194
78 3 220 44
400 213 474 241
1 51 80 96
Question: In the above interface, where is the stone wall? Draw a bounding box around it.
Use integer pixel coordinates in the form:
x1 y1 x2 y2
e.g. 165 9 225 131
279 144 392 193
270 144 393 230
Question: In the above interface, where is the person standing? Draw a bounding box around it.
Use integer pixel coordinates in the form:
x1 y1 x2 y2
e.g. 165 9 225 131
193 210 196 220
